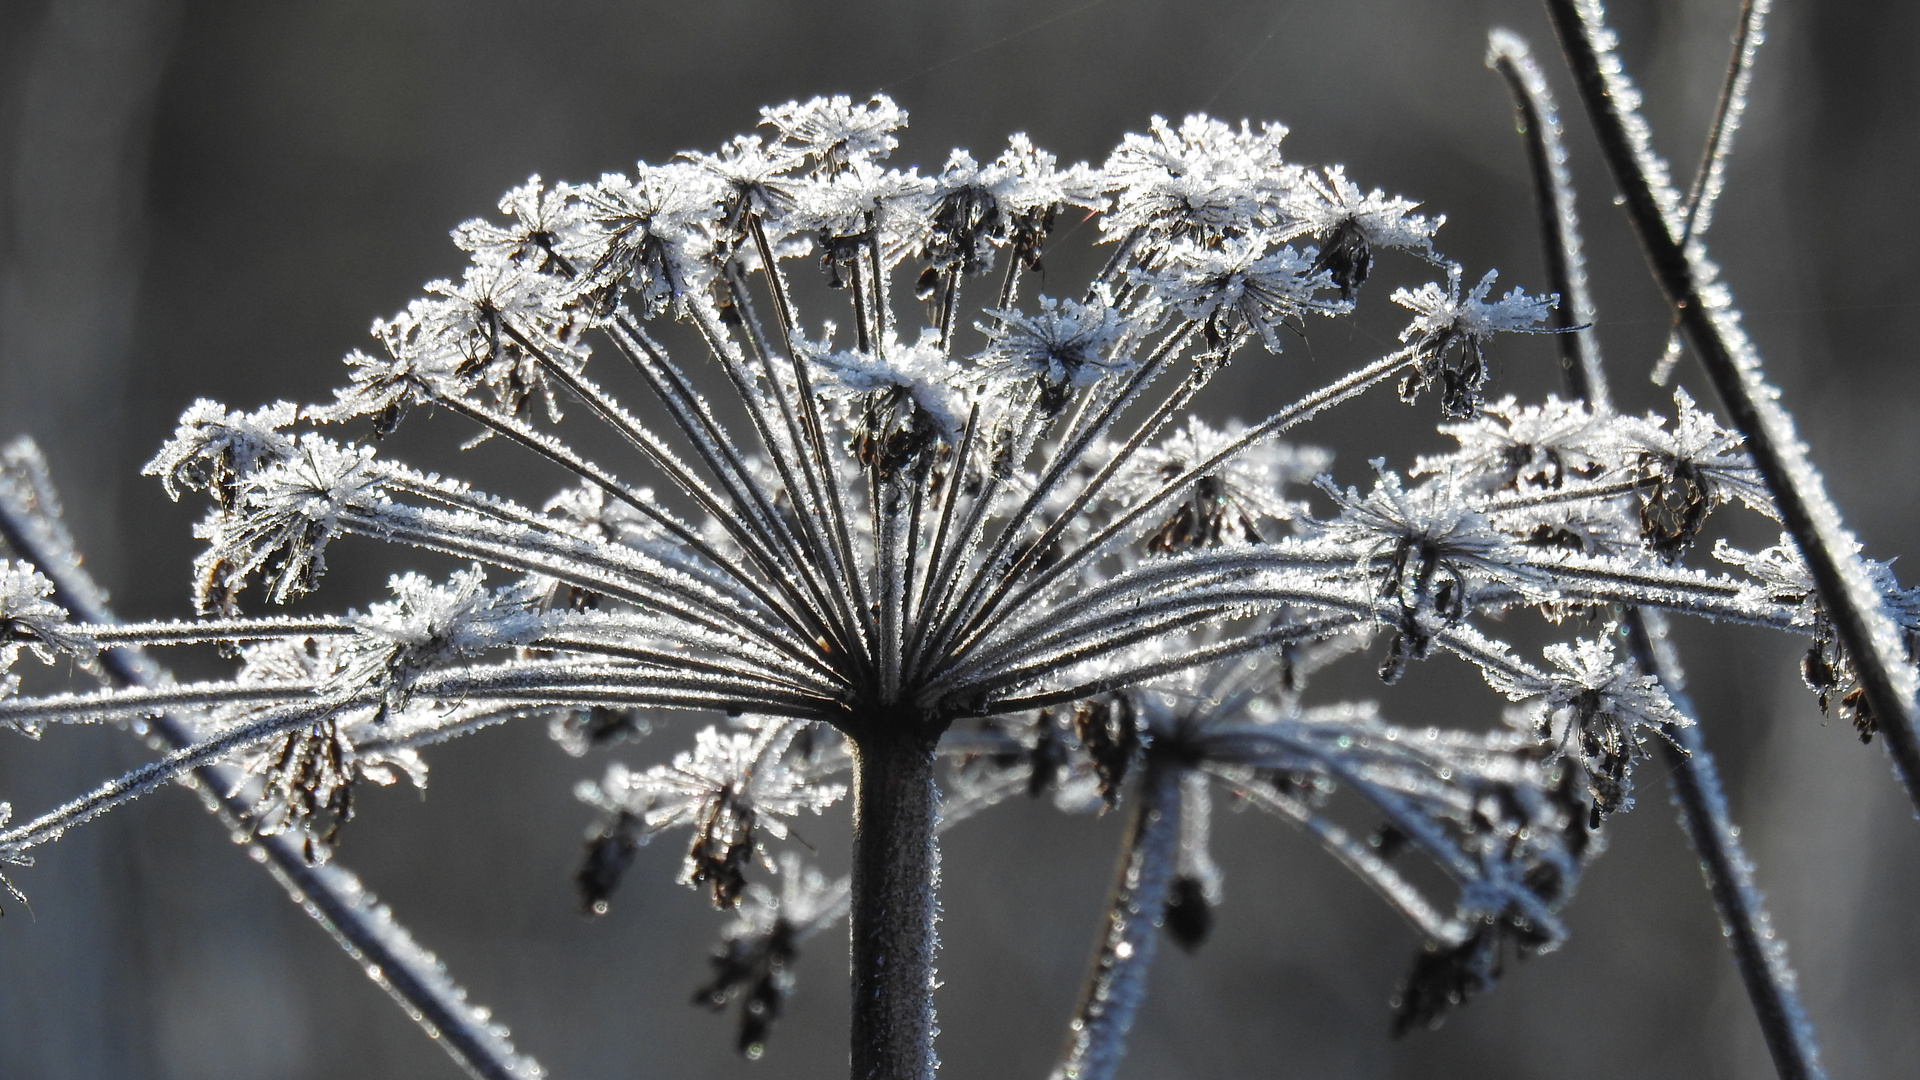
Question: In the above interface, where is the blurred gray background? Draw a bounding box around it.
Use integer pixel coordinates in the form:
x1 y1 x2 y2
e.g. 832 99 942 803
2 0 1917 1077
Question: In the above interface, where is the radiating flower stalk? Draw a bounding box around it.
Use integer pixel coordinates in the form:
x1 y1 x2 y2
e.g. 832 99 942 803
0 24 1912 1078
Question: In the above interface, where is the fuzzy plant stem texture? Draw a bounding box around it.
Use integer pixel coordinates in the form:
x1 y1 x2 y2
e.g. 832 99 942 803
849 723 943 1080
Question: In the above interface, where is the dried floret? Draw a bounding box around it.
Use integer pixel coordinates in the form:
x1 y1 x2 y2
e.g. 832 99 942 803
1103 114 1295 240
144 400 300 507
1136 234 1348 354
760 95 908 175
339 567 551 720
980 296 1138 413
812 330 969 474
190 435 382 613
1394 267 1555 418
0 561 94 695
695 852 842 1057
593 723 843 908
1287 165 1444 299
1314 464 1512 679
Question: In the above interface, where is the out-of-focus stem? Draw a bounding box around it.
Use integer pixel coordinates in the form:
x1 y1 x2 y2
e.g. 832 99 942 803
1629 613 1824 1080
1051 755 1182 1080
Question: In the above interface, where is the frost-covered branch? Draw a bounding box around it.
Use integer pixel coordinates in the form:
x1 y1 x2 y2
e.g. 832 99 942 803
1051 756 1181 1080
1490 31 1822 1079
0 441 546 1080
1544 0 1920 810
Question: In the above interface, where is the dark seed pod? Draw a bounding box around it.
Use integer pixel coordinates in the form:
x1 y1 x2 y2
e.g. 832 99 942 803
576 811 643 916
251 717 358 864
914 265 942 302
1839 687 1877 743
1163 875 1214 952
1368 823 1410 861
689 798 757 909
1146 474 1261 554
1633 454 1712 558
695 919 799 1059
1310 218 1373 300
1072 696 1140 808
1391 929 1498 1036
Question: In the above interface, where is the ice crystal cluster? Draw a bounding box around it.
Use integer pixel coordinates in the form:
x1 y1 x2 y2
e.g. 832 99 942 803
0 82 1912 1078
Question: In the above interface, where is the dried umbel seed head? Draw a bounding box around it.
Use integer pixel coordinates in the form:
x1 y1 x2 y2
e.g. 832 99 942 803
249 719 358 864
1310 217 1373 300
1633 453 1711 557
688 794 757 910
1394 268 1555 418
0 54 1876 1080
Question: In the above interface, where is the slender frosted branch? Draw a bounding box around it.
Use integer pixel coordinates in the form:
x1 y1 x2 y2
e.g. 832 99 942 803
1630 612 1824 1079
916 324 1197 679
599 311 864 665
0 662 834 858
954 335 1219 657
1491 34 1822 1078
426 391 828 667
1543 0 1920 810
1051 755 1182 1080
1488 29 1608 410
741 217 879 668
0 447 547 1080
1680 0 1770 245
965 348 1414 657
1219 769 1467 945
518 333 840 650
85 615 353 647
986 611 1368 715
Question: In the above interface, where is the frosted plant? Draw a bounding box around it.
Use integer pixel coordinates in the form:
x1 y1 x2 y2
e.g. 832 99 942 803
0 4 1914 1078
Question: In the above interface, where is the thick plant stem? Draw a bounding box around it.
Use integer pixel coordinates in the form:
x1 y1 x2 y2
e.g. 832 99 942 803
1543 0 1920 812
1489 34 1822 1080
0 442 545 1080
848 724 942 1080
1053 756 1182 1080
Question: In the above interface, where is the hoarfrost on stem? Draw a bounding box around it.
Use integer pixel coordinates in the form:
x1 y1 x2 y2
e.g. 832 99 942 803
0 60 1910 1080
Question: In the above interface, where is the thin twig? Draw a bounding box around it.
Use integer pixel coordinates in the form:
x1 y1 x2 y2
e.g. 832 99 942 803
1681 0 1770 246
1630 613 1824 1080
1657 0 1770 384
1487 29 1607 411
